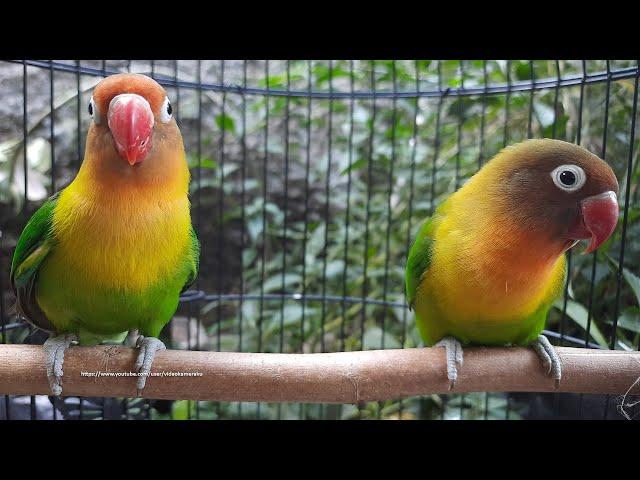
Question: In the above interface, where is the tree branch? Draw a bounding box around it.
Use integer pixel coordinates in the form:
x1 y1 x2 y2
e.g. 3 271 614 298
0 345 639 403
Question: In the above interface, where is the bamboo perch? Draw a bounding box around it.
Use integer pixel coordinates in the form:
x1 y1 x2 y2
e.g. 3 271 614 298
0 344 639 403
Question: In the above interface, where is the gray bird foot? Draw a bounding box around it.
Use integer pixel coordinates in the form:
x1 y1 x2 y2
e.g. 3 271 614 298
124 329 139 348
530 334 562 388
43 333 79 396
134 336 165 395
434 336 464 390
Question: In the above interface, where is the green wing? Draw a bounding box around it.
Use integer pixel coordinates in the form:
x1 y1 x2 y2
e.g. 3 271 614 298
405 216 435 311
10 192 60 332
181 225 200 293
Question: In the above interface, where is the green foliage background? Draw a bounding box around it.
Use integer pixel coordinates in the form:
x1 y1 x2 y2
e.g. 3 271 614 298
0 60 638 420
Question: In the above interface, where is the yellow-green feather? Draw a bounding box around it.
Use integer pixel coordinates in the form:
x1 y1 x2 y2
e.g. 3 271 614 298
11 171 199 344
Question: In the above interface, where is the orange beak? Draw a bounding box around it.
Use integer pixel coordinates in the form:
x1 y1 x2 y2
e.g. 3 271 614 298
567 191 619 254
107 93 154 165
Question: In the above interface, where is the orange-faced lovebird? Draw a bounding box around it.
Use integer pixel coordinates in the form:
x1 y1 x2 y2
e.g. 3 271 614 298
11 74 200 396
406 139 619 387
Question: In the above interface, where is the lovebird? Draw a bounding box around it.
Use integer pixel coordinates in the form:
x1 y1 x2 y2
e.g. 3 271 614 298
406 139 619 387
10 74 199 396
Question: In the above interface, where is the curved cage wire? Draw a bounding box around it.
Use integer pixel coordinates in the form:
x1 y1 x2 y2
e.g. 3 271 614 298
0 60 638 420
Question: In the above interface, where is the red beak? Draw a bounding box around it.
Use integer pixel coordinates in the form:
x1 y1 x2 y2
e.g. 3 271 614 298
107 94 154 165
567 191 619 254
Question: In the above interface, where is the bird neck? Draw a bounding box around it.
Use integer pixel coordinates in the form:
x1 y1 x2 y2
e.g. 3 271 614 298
443 184 567 292
72 149 190 205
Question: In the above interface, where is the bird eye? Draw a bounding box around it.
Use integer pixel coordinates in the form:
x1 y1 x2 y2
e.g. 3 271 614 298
551 164 586 192
160 96 172 123
88 96 100 124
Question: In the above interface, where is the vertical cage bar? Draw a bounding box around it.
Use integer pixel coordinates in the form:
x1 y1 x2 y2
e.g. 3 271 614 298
481 61 491 420
257 60 270 420
280 61 292 352
550 60 564 420
361 60 377 352
49 60 55 195
430 62 444 219
174 60 181 122
340 60 356 353
215 60 227 418
237 60 248 418
378 60 399 419
1 229 9 419
187 60 204 420
604 60 639 420
49 60 57 420
527 60 536 139
478 61 488 169
76 60 82 171
430 62 447 420
22 60 37 420
277 61 292 420
502 60 511 148
552 61 561 139
454 60 464 190
579 60 612 419
99 60 108 421
22 61 28 213
398 60 421 419
457 61 466 419
196 60 203 420
299 60 313 420
381 60 398 353
76 60 84 420
561 62 586 351
320 60 334 354
217 59 226 355
503 60 512 420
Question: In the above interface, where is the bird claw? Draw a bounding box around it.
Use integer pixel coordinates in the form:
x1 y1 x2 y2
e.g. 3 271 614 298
135 336 165 395
434 336 464 390
43 333 79 396
124 329 139 348
530 335 562 388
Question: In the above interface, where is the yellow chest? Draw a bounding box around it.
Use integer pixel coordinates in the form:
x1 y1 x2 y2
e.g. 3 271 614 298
421 196 566 323
47 183 192 292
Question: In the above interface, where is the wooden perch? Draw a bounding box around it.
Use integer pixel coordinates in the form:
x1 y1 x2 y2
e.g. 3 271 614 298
0 345 639 403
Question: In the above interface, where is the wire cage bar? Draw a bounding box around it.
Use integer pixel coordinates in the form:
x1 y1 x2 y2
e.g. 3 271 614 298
0 60 638 420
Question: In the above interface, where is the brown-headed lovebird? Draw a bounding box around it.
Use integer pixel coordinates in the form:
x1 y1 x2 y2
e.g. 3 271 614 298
406 139 619 387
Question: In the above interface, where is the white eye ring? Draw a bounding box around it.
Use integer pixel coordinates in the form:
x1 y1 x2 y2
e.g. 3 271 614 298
159 96 172 123
88 96 100 124
551 164 586 192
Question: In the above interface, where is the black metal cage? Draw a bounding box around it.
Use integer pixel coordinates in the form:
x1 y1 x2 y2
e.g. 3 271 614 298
1 60 638 420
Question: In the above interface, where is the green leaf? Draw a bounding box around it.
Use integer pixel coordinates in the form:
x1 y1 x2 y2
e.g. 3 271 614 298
215 113 235 133
171 400 190 420
200 158 217 170
515 61 532 80
262 273 302 293
340 157 367 175
609 308 640 333
553 299 609 348
604 254 640 307
622 268 640 307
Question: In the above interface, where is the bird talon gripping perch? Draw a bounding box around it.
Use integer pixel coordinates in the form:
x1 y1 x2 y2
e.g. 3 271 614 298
43 333 78 396
10 74 199 398
135 335 166 394
434 336 464 389
530 334 562 387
